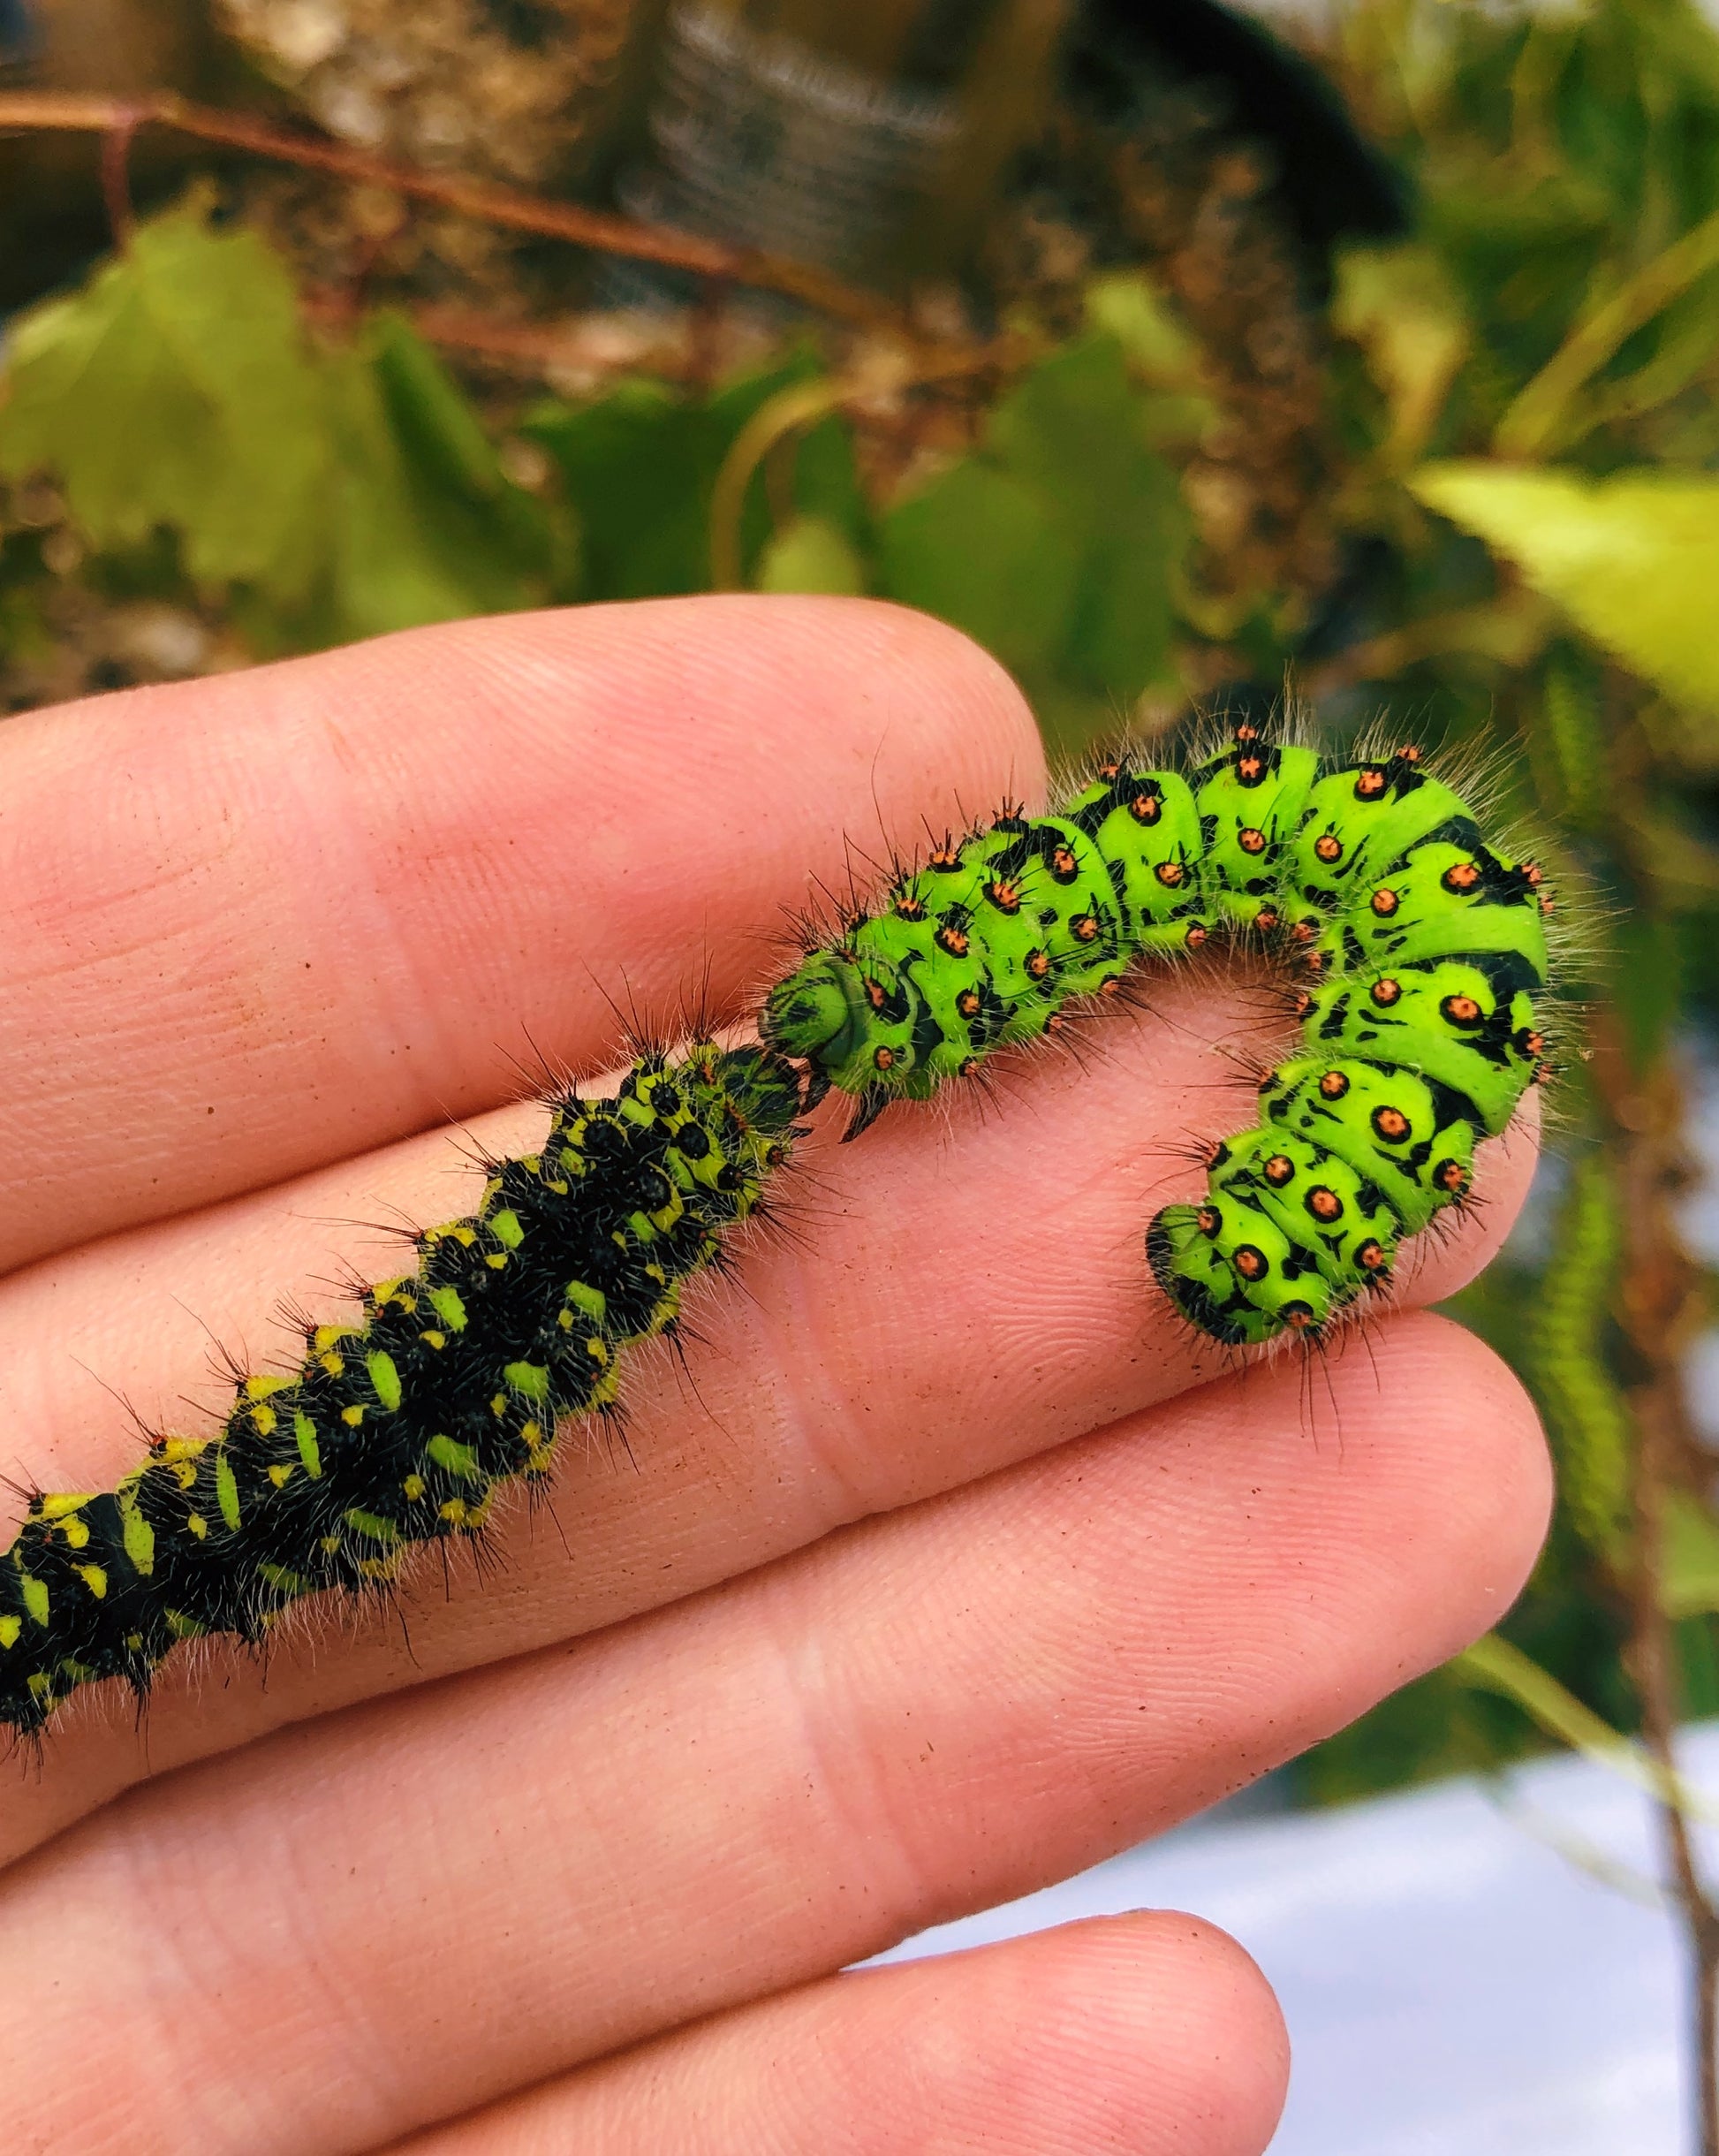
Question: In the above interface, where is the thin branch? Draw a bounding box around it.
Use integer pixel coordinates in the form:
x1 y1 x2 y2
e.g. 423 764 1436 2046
0 88 908 335
1595 1027 1719 2156
98 117 136 251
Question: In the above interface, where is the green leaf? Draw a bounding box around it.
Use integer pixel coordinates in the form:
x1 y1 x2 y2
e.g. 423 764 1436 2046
1082 273 1199 383
0 201 326 596
525 380 710 598
880 459 1080 676
879 334 1186 711
525 355 822 599
322 336 551 641
756 513 866 596
985 337 1185 694
1411 461 1719 710
367 313 570 596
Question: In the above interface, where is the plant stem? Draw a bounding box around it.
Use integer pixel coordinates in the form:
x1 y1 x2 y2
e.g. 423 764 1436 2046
1598 1029 1719 2156
0 89 905 334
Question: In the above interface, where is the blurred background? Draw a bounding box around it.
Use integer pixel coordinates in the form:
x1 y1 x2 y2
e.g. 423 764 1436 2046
4 0 1719 2144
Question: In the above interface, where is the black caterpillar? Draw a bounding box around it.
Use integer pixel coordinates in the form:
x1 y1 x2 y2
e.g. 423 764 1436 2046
0 1046 804 1736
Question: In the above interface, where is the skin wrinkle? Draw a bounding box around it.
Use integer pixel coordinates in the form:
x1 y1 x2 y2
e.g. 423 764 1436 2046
390 1918 1285 2156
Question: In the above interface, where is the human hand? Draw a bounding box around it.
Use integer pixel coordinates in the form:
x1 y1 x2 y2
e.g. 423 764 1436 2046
0 598 1549 2152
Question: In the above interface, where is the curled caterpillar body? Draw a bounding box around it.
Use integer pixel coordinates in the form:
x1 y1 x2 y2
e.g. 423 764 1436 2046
764 727 1550 1347
0 1044 806 1737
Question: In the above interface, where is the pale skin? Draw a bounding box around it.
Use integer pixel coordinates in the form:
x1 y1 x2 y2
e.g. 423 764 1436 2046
0 596 1550 2154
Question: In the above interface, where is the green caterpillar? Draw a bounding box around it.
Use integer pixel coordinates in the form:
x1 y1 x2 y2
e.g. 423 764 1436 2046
0 722 1550 1742
765 725 1551 1343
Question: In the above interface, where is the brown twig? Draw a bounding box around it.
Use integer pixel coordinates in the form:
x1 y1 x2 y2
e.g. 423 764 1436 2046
98 112 138 251
1596 1027 1719 2156
0 88 908 336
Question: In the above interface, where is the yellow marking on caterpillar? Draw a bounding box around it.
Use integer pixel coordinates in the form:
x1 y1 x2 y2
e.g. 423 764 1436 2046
504 1362 550 1401
54 1512 91 1551
403 1474 425 1502
367 1351 402 1411
427 1434 482 1480
38 1492 94 1522
485 1252 510 1270
345 1509 399 1544
267 1463 293 1488
341 1405 365 1427
120 1494 155 1576
250 1403 278 1437
294 1411 322 1478
319 1351 346 1378
19 1575 49 1627
257 1562 308 1594
0 1615 20 1650
75 1564 108 1599
428 1286 468 1332
314 1323 362 1352
439 1498 470 1525
216 1454 242 1532
186 1513 208 1540
420 1329 447 1350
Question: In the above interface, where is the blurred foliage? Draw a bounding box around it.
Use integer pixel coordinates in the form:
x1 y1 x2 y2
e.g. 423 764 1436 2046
6 0 1719 1808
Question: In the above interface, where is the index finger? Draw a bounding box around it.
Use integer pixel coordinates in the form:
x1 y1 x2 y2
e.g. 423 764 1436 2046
0 597 1039 1272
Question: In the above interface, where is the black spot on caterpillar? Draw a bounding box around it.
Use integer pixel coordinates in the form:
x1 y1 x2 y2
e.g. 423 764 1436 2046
2 720 1549 1742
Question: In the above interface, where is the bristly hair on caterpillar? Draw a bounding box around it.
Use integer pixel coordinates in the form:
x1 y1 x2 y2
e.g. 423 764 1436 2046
762 714 1556 1347
0 1043 816 1742
0 710 1557 1744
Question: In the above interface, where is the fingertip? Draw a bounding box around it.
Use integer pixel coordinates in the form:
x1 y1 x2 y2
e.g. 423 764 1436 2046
1395 1089 1541 1312
1377 1311 1554 1647
991 1912 1291 2155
